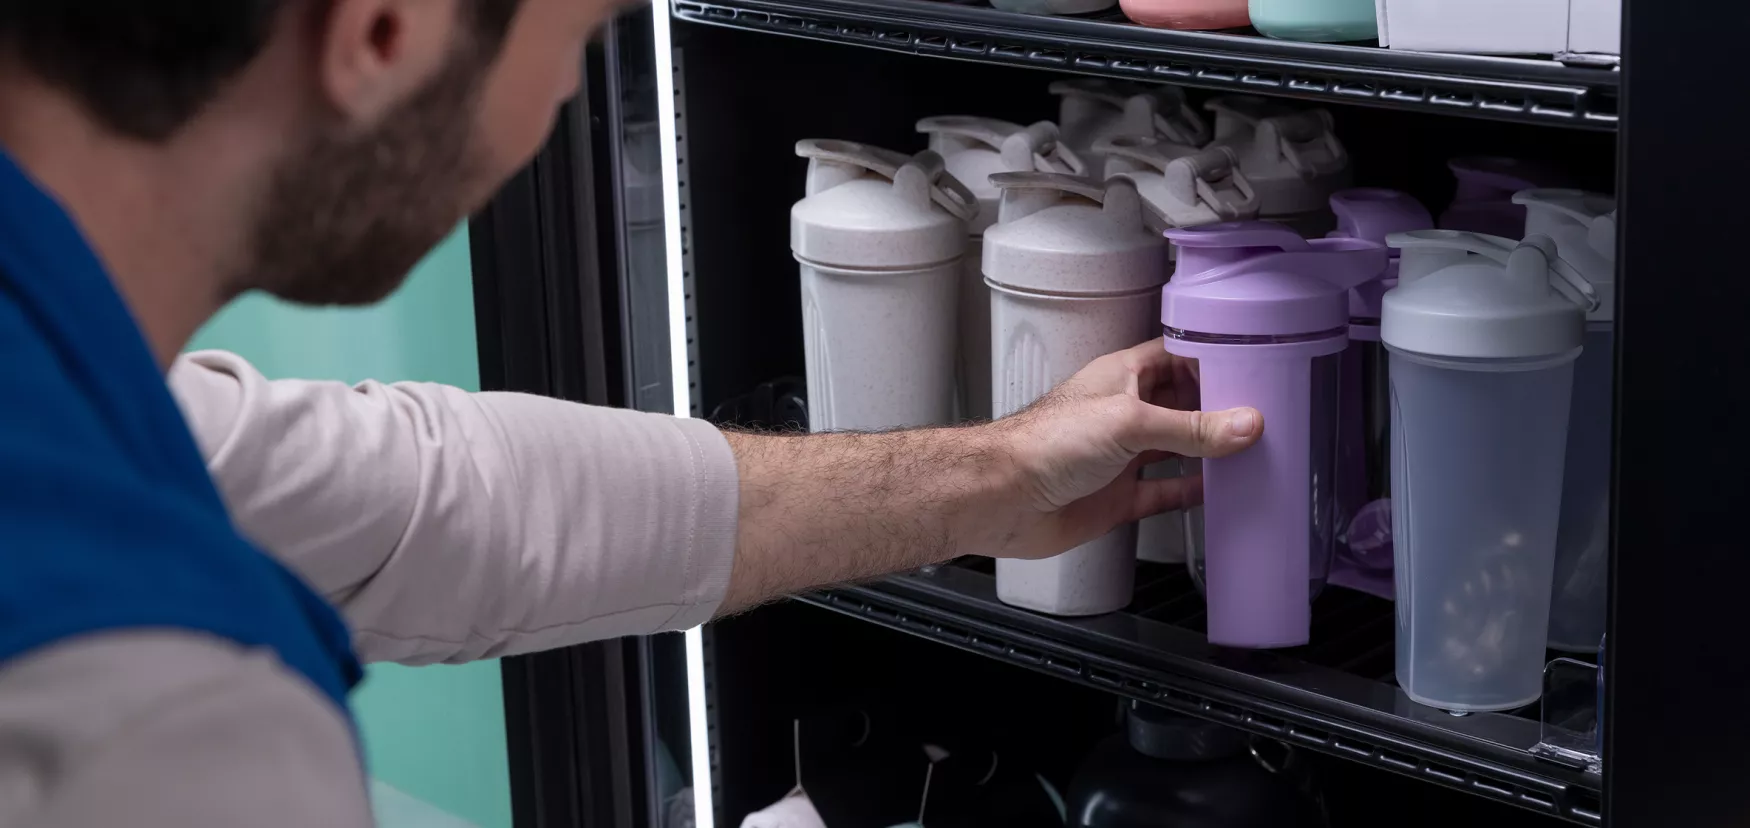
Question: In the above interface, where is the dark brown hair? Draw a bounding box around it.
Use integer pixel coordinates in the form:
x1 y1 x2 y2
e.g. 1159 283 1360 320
0 0 526 141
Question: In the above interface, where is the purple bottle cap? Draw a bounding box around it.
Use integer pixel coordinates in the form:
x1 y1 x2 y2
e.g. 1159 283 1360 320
1162 221 1388 338
1447 156 1552 201
1329 189 1434 244
1441 157 1565 239
1328 189 1433 324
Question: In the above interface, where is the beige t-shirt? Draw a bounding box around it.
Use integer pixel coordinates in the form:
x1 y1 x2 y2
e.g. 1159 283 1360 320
0 349 739 827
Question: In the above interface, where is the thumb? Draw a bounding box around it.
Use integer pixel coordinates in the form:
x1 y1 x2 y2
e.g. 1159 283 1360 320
1119 400 1262 459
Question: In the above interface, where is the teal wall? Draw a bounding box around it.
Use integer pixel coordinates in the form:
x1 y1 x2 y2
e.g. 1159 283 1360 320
188 229 512 828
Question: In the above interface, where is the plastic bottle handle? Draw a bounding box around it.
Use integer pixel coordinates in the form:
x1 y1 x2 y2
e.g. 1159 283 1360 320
1094 140 1257 222
916 117 1085 178
1017 121 1089 176
1388 230 1601 312
1205 97 1266 129
1167 147 1259 221
1117 93 1212 149
990 171 1166 233
916 116 1024 153
1048 79 1134 112
1261 111 1347 178
1092 134 1185 173
796 139 978 221
1049 80 1209 147
1513 188 1619 256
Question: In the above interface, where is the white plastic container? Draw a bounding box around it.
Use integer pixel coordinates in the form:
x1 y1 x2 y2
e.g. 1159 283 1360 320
1051 79 1211 178
1205 97 1350 237
1514 189 1618 653
987 174 1169 615
1094 140 1260 565
791 139 978 432
918 117 1085 422
1383 230 1598 712
1374 0 1568 54
1567 0 1621 59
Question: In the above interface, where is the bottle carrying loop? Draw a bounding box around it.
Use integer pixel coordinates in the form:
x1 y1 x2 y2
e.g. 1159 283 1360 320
916 115 1088 177
989 171 1168 233
1264 111 1347 180
1048 78 1212 147
1387 230 1601 313
796 138 979 221
1094 138 1260 221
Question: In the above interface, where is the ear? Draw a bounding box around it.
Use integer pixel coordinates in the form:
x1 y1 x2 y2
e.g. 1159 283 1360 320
316 0 462 126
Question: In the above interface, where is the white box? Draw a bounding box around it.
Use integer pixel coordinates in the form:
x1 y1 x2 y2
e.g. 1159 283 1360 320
1567 0 1622 57
1375 0 1569 55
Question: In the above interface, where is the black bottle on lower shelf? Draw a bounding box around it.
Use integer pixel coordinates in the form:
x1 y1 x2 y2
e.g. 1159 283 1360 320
1066 702 1325 828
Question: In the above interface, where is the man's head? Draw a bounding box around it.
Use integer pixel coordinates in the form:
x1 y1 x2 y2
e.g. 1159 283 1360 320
0 0 623 306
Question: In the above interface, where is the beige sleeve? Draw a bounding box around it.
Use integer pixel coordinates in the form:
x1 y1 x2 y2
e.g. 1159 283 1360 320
168 349 740 665
0 631 370 828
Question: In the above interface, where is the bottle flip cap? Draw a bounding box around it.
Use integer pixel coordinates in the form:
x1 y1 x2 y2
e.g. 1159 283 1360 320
1050 78 1212 151
1205 97 1350 220
1327 188 1434 330
982 172 1168 295
1161 220 1388 338
917 116 1087 235
1512 188 1617 322
1382 230 1598 362
790 139 978 270
1439 156 1563 239
1093 138 1260 228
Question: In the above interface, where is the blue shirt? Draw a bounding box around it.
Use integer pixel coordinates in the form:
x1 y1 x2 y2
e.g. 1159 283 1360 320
0 148 361 712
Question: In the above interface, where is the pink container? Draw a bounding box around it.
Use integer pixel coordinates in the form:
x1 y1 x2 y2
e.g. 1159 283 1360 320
1120 0 1249 29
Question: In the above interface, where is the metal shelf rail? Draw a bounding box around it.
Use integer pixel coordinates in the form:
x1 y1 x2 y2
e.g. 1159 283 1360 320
670 0 1617 129
797 563 1602 824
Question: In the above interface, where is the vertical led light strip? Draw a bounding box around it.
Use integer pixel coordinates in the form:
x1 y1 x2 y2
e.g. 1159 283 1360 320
651 5 715 828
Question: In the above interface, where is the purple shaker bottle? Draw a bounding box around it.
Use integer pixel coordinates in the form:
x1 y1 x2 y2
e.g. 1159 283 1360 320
1164 222 1388 648
1324 189 1433 598
1439 156 1561 239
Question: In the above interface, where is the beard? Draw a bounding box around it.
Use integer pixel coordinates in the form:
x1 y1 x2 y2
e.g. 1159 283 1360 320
237 44 494 306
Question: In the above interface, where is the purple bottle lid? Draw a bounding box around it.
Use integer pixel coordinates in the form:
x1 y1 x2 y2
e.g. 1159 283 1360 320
1328 189 1433 326
1441 157 1565 239
1447 156 1554 201
1161 221 1389 338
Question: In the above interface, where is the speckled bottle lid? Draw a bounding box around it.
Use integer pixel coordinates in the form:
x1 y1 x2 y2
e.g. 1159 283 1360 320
917 117 1087 236
791 139 979 270
1094 139 1260 228
1050 78 1212 153
1205 97 1350 218
982 173 1169 296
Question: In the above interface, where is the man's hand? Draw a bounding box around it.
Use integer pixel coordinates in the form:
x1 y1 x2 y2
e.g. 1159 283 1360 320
717 339 1262 614
981 338 1261 560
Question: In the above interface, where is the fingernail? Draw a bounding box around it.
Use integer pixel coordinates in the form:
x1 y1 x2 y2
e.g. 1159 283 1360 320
1228 409 1257 437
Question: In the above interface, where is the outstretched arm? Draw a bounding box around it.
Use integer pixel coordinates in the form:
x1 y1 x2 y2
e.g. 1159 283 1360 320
171 340 1258 661
718 339 1259 612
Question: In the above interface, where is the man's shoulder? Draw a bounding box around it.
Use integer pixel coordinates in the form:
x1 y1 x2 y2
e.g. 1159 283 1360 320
0 282 135 481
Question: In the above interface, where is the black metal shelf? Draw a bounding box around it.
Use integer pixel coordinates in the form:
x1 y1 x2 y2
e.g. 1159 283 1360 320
671 0 1617 130
796 561 1602 824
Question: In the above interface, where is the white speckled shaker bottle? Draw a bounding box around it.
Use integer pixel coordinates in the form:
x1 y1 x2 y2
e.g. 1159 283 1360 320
917 117 1086 422
986 174 1170 616
791 139 979 431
